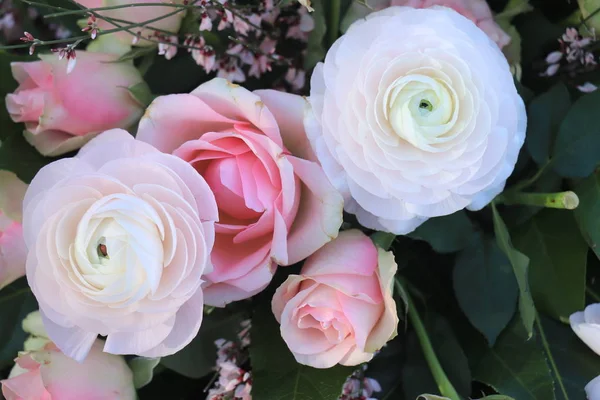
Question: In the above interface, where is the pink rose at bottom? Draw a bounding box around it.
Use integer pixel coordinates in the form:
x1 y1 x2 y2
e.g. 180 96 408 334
0 171 28 289
272 230 399 369
1 311 136 400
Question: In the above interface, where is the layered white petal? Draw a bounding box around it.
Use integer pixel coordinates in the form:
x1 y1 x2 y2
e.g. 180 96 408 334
305 6 526 234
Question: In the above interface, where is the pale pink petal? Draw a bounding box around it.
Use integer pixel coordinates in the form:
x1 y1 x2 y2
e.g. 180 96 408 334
190 78 283 148
285 156 343 265
301 230 378 276
255 89 317 161
137 93 238 153
39 312 97 362
1 370 48 400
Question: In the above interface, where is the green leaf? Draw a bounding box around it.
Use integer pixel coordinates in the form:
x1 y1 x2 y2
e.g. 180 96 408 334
126 82 155 108
367 336 404 399
0 280 37 370
340 1 371 33
492 203 535 337
250 300 352 400
304 0 327 70
371 231 396 251
525 83 571 166
513 210 587 321
552 89 600 177
478 396 516 400
402 315 472 399
453 234 518 346
537 316 600 399
574 171 600 260
472 319 555 400
160 309 246 379
0 131 59 184
409 211 476 253
129 357 161 389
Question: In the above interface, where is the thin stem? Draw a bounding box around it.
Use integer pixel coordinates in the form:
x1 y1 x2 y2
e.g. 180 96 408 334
509 161 552 193
43 2 192 18
536 314 570 400
328 0 341 48
498 191 579 210
587 286 600 303
395 278 461 400
579 6 600 27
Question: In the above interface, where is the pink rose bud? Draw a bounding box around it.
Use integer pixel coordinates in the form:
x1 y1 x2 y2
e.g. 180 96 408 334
0 171 28 290
137 78 344 307
390 0 511 48
5 51 147 156
1 312 136 400
271 230 399 368
75 0 186 47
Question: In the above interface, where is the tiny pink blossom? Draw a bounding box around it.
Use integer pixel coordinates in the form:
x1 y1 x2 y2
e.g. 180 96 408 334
545 51 563 64
200 13 213 31
158 35 178 60
578 82 598 93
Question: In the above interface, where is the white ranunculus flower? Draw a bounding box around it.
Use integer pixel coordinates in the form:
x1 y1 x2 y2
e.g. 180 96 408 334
305 6 527 234
586 375 600 400
23 129 218 361
570 304 600 356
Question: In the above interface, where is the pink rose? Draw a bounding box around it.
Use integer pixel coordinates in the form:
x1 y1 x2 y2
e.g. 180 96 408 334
1 312 136 400
24 129 218 361
271 230 399 368
137 78 343 307
76 0 185 48
0 171 28 290
389 0 510 48
6 52 146 156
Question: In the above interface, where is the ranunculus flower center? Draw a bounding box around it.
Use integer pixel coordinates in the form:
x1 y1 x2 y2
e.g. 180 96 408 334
384 73 457 151
75 194 164 297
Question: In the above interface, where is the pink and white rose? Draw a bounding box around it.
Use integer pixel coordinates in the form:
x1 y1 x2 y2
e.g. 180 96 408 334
306 6 526 234
6 52 146 156
1 311 136 400
0 171 28 290
23 129 218 361
137 78 343 307
272 230 398 368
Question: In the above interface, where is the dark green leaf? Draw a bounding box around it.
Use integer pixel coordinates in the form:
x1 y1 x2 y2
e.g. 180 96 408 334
371 231 396 251
304 0 327 70
160 309 246 379
453 234 518 346
0 132 58 184
250 300 352 400
472 319 555 400
403 315 472 399
526 83 570 165
538 316 600 399
0 280 37 370
367 336 405 400
513 210 587 321
129 357 161 389
574 171 600 260
492 204 535 337
552 90 600 177
409 211 476 253
478 396 516 400
126 82 155 108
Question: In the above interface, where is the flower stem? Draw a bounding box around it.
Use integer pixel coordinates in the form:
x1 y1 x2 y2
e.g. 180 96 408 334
497 191 579 210
328 0 341 48
394 278 461 400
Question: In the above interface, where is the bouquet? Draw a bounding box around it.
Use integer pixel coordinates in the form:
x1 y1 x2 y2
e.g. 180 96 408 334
1 0 600 399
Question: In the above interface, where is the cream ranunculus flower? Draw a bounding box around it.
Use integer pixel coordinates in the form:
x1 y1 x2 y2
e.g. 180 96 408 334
305 6 526 234
23 129 218 361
